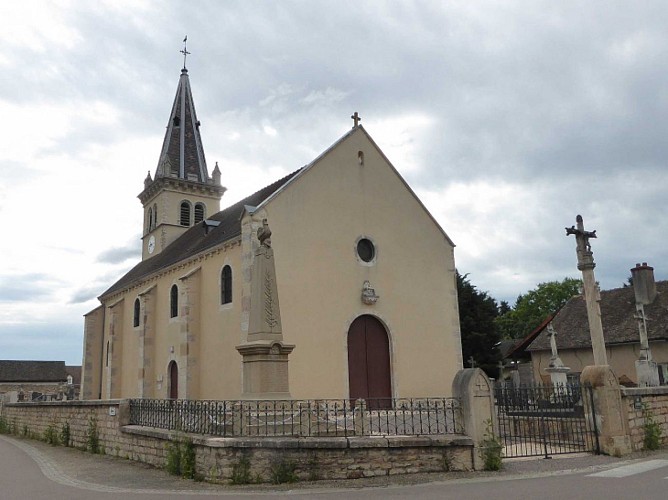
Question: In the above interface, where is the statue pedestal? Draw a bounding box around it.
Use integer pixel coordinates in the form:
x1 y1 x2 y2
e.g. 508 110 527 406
236 341 295 399
635 359 659 387
545 365 570 388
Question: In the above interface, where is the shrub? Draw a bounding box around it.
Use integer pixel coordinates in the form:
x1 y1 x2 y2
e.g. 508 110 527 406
230 455 252 485
642 404 662 451
269 458 298 484
86 416 100 454
479 420 503 471
60 422 71 447
165 441 181 476
44 424 60 446
165 437 196 479
181 439 196 479
0 416 10 435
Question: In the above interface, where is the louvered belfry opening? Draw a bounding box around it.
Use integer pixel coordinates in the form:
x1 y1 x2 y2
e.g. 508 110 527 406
194 203 205 224
180 201 191 226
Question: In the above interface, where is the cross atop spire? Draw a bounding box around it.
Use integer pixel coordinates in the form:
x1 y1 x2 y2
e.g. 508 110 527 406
351 111 361 128
180 35 190 70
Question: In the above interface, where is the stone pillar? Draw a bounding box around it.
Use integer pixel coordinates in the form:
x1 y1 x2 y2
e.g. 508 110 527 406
179 268 201 399
566 215 608 365
138 286 156 398
452 368 497 470
581 365 631 456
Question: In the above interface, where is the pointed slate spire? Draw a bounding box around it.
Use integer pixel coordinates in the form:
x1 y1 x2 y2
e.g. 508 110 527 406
155 68 209 183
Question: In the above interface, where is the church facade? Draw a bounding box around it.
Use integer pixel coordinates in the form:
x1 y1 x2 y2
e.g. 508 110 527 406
81 66 463 401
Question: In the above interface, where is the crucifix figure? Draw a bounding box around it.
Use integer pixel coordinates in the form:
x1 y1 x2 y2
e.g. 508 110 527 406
180 35 190 70
565 215 597 270
565 215 607 365
351 111 361 128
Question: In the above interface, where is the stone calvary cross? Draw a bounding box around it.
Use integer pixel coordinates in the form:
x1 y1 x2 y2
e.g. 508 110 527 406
566 215 608 365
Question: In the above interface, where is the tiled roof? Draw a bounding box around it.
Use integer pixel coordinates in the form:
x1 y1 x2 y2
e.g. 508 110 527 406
65 365 82 385
101 169 301 298
528 281 668 351
0 361 67 383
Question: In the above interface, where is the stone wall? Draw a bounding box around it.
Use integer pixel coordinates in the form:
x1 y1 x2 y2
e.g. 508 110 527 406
0 400 473 483
621 386 668 451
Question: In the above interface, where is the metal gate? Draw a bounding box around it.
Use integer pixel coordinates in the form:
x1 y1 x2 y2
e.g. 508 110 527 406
494 383 599 458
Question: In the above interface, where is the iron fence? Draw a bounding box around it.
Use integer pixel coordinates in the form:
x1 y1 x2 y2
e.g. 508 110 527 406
494 383 599 458
128 397 462 437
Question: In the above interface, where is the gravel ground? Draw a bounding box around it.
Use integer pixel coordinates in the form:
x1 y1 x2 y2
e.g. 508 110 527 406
6 435 667 494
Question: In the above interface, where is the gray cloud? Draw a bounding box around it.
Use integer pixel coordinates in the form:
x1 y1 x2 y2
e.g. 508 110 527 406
0 274 58 302
69 285 104 305
96 243 140 265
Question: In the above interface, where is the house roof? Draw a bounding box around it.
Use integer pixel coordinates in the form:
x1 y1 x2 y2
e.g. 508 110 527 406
65 366 82 385
101 169 301 299
502 314 555 359
0 361 68 383
528 281 668 351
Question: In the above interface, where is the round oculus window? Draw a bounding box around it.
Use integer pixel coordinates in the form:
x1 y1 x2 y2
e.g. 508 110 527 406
357 238 375 263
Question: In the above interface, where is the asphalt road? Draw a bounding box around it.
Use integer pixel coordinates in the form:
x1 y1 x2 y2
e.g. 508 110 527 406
1 434 668 499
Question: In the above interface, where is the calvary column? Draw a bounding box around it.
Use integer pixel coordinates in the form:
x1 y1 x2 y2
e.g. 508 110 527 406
566 215 608 366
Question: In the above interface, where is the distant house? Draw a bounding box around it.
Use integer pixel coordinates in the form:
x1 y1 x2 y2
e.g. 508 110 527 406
500 315 555 386
0 361 79 402
527 264 668 386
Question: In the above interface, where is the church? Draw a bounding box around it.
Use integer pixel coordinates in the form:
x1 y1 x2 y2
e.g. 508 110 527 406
80 62 463 401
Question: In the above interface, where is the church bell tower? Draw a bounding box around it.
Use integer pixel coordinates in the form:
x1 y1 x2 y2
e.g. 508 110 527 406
138 49 226 260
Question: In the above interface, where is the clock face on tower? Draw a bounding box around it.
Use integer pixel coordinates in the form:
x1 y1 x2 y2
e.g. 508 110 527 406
148 235 156 254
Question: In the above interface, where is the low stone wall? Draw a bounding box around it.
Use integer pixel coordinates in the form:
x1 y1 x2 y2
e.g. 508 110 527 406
0 400 473 482
621 386 668 451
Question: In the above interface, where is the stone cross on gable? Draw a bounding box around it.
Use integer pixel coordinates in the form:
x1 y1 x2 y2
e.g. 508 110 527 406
351 111 361 128
468 355 476 368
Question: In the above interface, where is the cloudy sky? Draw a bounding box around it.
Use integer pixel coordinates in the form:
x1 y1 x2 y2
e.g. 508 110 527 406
2 1 667 365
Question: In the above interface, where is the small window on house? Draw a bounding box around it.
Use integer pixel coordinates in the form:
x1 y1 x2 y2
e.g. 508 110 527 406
221 265 232 304
180 201 191 226
170 284 178 318
194 203 205 224
67 375 73 385
133 298 140 327
357 238 375 263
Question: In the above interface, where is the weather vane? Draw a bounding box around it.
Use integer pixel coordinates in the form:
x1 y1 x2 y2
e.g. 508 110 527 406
180 35 190 70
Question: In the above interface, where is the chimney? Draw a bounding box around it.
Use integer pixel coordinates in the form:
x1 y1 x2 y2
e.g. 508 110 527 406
631 262 657 305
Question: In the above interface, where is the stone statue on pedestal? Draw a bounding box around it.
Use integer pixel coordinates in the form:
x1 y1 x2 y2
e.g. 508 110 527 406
236 218 294 399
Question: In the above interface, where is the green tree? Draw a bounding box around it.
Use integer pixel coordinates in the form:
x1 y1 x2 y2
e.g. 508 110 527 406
496 278 582 340
457 271 501 378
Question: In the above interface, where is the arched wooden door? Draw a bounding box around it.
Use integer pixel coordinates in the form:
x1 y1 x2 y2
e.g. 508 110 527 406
347 315 392 409
168 361 178 399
